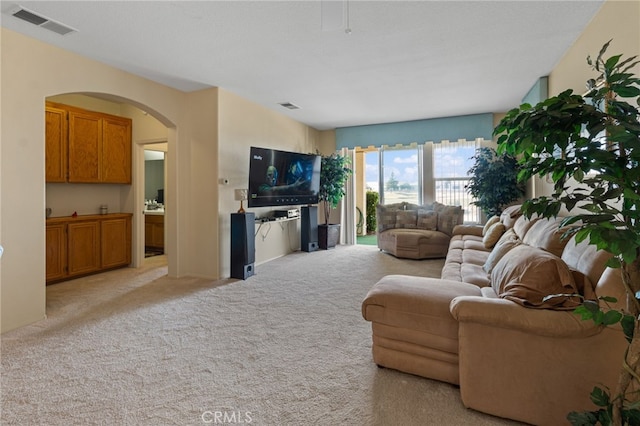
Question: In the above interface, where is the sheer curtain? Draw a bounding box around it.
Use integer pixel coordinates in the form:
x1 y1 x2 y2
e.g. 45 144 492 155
340 147 357 245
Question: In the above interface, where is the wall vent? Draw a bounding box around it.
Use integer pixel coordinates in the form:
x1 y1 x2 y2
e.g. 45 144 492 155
279 102 300 110
11 6 77 36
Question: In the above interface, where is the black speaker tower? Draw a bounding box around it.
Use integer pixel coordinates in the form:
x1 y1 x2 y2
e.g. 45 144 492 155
301 206 319 252
231 213 255 279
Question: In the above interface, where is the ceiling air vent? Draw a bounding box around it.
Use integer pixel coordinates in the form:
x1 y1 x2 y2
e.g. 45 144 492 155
279 102 300 110
11 6 77 36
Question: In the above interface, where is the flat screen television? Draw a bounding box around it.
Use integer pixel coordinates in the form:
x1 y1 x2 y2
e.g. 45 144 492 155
247 146 321 208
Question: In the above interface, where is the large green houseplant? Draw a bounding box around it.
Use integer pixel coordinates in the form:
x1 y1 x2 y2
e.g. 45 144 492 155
317 152 352 249
495 41 639 425
465 147 526 219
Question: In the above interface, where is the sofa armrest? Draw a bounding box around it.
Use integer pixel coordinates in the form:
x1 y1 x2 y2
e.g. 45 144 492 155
362 275 481 322
452 224 483 237
449 296 602 338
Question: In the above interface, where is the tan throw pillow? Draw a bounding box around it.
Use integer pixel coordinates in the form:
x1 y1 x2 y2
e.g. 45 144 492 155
376 204 397 232
395 210 417 229
522 217 573 258
496 228 518 245
433 201 445 212
499 205 523 229
417 209 437 230
512 215 540 240
483 222 506 248
435 205 463 236
483 236 520 274
491 245 580 310
420 202 434 211
482 215 501 236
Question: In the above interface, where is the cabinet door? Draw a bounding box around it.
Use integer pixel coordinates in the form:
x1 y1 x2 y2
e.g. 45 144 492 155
145 215 164 249
101 217 131 269
67 221 100 276
152 221 164 249
145 221 154 247
46 223 67 282
102 117 132 184
68 111 102 183
45 106 67 182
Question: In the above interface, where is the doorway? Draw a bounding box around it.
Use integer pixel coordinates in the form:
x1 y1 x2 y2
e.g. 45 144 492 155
144 146 166 258
137 141 168 265
355 148 380 245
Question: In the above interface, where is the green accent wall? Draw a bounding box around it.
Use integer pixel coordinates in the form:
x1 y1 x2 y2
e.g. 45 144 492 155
522 77 549 106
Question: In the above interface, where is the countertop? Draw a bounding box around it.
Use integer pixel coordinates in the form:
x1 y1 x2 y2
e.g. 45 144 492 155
144 208 165 216
46 212 133 224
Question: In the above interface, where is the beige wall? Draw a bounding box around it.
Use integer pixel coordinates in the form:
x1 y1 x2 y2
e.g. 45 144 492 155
217 89 322 273
533 0 640 198
549 0 640 98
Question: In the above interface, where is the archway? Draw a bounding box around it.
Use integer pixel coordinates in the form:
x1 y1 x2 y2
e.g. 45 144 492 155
44 92 177 277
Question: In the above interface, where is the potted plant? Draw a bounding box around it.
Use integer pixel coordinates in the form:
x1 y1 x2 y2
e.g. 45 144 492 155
495 40 639 425
465 147 526 219
317 152 352 249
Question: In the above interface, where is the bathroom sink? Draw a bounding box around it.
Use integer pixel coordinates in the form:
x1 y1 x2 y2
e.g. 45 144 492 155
144 208 165 215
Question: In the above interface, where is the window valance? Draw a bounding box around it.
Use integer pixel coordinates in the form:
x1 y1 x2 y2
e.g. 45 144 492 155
335 113 494 150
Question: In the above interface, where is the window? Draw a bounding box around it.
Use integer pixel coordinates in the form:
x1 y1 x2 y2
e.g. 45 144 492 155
432 140 480 223
364 150 380 193
362 139 482 224
379 145 422 205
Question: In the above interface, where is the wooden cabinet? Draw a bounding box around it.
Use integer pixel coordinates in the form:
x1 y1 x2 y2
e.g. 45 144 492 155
45 223 66 282
67 220 101 276
68 109 102 183
144 214 164 249
45 105 68 182
46 102 132 184
102 217 132 268
101 117 132 183
45 213 132 284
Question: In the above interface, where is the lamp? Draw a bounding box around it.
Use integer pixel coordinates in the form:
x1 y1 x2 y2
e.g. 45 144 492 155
234 189 247 214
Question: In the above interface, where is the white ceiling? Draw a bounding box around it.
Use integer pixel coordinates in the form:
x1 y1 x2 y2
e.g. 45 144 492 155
1 1 605 130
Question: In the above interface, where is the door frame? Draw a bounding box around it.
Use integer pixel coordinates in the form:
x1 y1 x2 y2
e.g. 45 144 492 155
133 138 167 267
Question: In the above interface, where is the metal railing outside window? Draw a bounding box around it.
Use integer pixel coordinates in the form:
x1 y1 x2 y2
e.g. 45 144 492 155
434 177 480 223
432 139 481 224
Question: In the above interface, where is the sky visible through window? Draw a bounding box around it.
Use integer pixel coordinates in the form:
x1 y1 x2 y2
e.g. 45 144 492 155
365 151 380 192
433 143 477 178
364 149 420 193
382 148 420 204
365 143 477 192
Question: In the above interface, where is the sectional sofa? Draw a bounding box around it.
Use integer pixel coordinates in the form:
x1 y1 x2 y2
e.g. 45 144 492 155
362 205 628 425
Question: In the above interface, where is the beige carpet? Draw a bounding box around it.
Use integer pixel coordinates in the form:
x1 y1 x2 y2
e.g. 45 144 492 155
1 245 524 425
